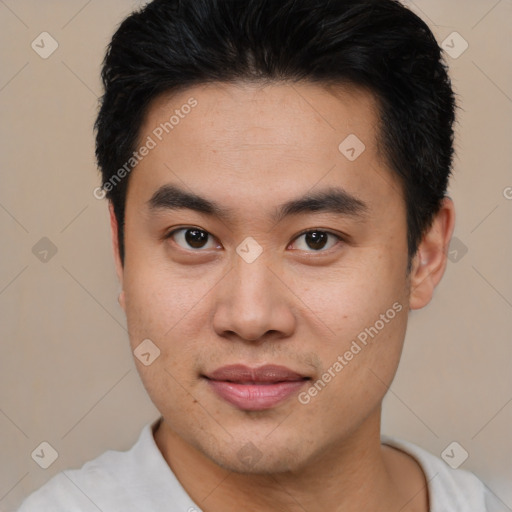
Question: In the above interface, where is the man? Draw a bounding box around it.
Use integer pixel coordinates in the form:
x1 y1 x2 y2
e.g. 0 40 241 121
18 0 502 510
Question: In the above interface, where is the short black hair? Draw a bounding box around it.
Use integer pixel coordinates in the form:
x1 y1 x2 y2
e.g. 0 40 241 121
95 0 456 270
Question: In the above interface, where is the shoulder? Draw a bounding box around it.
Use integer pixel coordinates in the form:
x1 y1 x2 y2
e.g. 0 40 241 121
382 436 505 512
17 422 158 512
17 468 106 512
17 418 201 512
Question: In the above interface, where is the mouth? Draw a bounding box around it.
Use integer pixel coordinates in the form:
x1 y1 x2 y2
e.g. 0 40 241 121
202 364 311 411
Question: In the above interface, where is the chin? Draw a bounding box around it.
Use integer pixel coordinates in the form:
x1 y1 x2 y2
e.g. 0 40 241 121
200 436 313 475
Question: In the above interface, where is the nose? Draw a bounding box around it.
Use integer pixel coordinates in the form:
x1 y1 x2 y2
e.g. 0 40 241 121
212 254 296 344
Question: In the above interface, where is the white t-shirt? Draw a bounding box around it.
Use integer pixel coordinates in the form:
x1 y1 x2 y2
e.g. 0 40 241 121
17 418 505 511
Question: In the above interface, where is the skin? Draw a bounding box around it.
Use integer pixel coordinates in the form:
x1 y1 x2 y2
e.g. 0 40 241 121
109 81 455 512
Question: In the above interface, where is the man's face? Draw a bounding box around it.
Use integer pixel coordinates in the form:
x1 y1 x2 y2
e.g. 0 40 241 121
117 82 413 473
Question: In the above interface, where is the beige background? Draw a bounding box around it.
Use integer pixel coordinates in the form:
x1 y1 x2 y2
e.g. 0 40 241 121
1 0 511 510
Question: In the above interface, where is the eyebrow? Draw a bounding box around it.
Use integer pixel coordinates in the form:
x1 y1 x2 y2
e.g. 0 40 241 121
147 183 369 224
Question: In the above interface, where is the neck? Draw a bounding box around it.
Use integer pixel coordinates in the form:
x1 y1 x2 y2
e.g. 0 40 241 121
153 407 428 512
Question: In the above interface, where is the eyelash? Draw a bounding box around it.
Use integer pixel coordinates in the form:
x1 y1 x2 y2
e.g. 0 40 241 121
164 227 345 253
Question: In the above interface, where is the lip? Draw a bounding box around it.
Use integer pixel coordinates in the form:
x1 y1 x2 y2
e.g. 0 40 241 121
203 364 310 411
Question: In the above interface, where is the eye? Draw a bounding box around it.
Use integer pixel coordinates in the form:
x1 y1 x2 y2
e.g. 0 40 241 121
166 227 219 251
290 230 342 252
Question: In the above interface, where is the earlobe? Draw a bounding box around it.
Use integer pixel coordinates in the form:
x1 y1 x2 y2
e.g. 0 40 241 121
409 197 456 310
109 202 126 310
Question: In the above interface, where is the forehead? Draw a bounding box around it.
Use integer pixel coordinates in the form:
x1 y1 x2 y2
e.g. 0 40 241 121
144 81 381 153
127 81 401 215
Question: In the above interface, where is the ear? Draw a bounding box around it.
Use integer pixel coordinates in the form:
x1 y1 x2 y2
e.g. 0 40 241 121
109 202 126 311
409 197 456 310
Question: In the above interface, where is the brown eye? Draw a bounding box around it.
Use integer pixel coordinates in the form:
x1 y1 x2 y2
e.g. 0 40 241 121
167 228 218 250
291 230 341 252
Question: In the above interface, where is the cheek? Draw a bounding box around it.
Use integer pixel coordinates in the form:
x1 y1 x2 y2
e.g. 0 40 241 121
291 256 408 401
297 302 408 437
123 261 201 339
121 263 207 420
121 260 220 393
292 254 406 336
